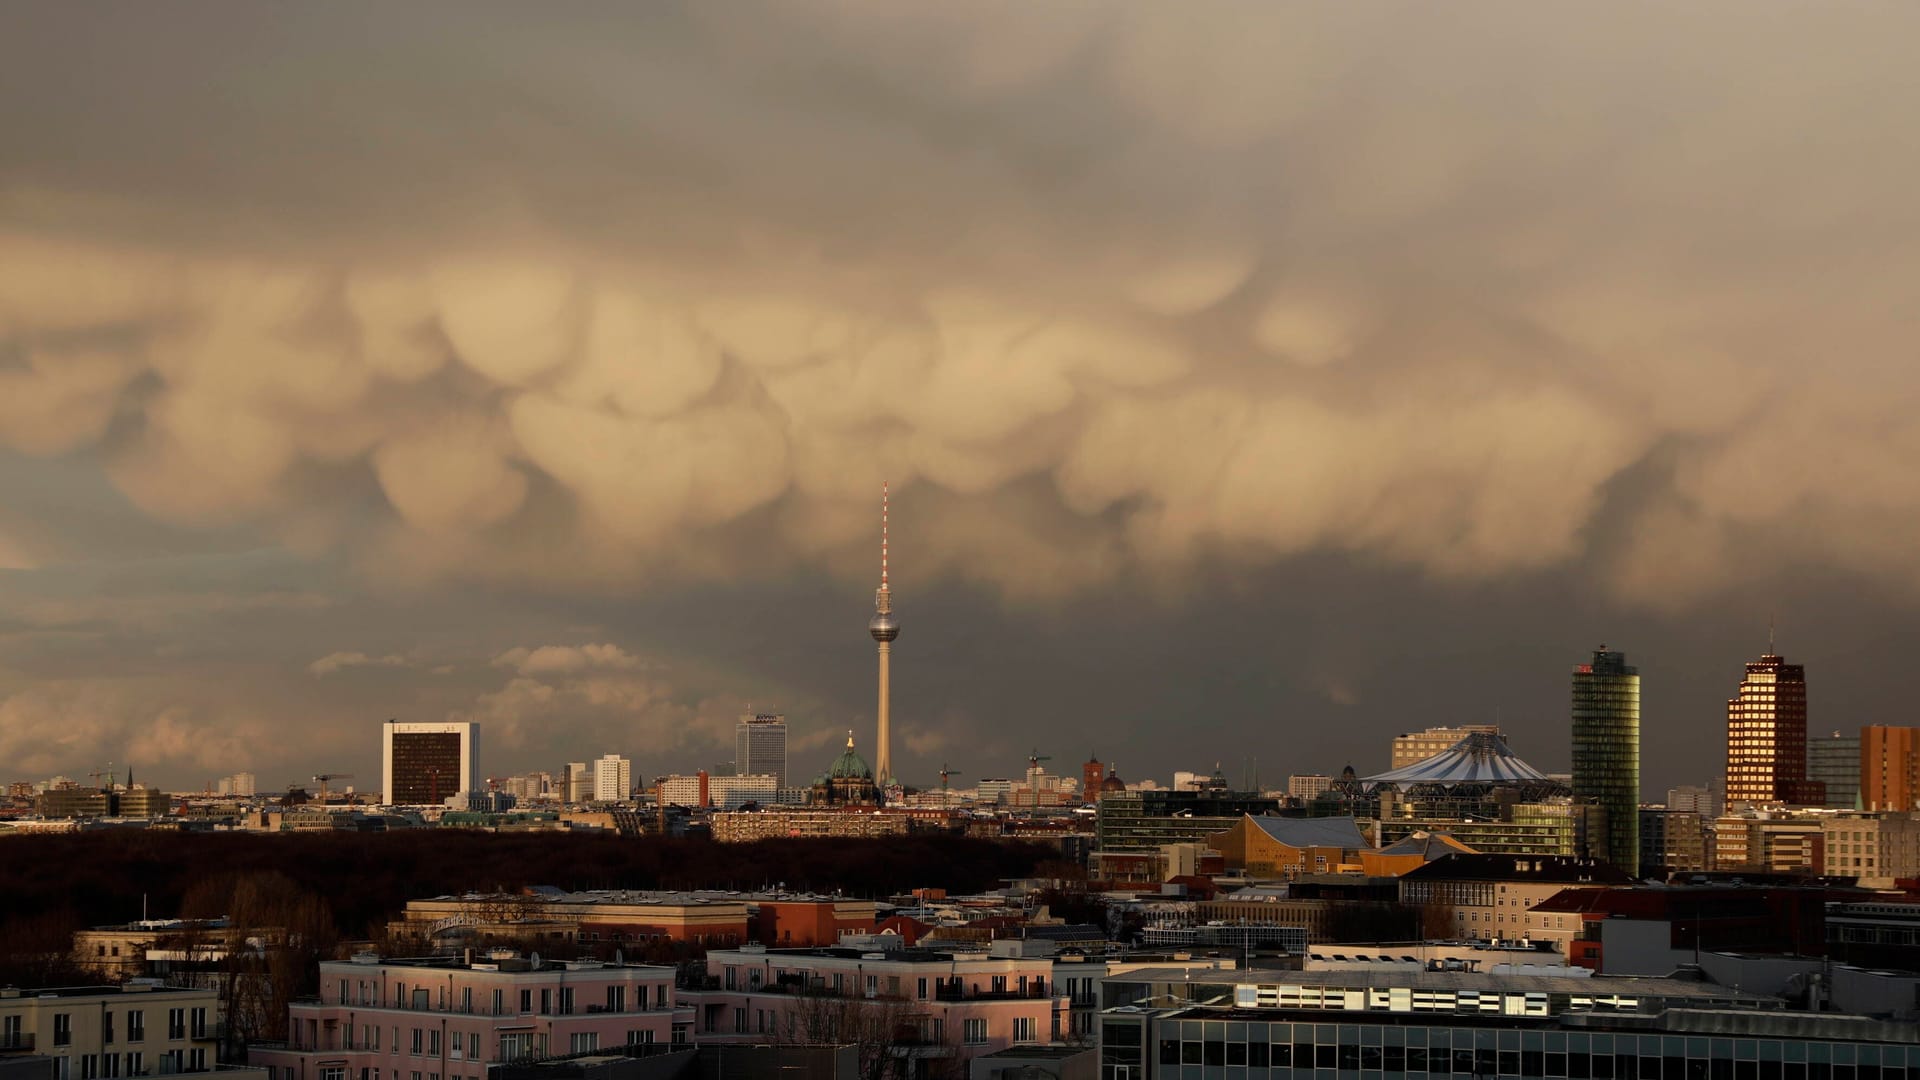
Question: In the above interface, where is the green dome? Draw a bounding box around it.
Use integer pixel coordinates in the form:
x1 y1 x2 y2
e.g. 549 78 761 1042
826 733 873 781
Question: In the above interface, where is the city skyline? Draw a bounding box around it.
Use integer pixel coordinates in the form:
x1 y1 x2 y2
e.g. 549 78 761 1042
5 5 1920 796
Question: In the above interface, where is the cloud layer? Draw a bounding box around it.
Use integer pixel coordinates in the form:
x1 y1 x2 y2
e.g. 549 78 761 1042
3 3 1920 787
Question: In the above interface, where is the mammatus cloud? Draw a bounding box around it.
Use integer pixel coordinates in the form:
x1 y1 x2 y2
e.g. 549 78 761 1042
2 4 1917 611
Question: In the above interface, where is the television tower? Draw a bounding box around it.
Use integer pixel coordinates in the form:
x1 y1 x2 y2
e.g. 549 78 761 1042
868 482 899 785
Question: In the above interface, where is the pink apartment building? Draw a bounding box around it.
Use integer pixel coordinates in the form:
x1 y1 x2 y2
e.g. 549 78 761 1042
248 953 691 1080
682 940 1067 1075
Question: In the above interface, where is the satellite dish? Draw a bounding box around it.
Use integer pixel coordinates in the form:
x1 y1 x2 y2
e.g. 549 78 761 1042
530 951 541 969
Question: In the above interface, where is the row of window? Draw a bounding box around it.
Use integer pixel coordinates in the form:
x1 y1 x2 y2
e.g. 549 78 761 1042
7 1008 206 1047
336 982 668 1015
61 1049 205 1079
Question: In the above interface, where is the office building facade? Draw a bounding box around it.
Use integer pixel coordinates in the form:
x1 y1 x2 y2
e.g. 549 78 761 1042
381 721 478 805
1810 730 1862 809
1639 807 1708 875
1570 647 1640 876
1391 725 1505 770
734 713 788 789
1863 726 1920 812
1725 653 1818 807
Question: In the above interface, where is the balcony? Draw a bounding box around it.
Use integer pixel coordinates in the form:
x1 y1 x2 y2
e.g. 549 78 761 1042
0 1034 35 1052
932 986 1051 1003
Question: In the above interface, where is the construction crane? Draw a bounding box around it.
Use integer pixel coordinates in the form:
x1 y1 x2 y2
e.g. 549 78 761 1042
88 763 115 790
312 773 354 801
1026 749 1052 811
937 765 963 810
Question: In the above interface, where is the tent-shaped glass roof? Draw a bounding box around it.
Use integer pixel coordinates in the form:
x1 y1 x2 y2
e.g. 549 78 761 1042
1360 731 1552 789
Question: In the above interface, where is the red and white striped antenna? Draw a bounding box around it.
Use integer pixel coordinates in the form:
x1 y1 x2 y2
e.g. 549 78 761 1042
881 480 890 590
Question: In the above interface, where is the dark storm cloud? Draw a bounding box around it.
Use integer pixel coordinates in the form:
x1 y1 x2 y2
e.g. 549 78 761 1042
1 2 1918 787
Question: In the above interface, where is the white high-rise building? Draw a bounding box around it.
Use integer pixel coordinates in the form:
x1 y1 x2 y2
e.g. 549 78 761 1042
217 772 257 797
381 721 478 805
735 713 789 788
593 754 633 802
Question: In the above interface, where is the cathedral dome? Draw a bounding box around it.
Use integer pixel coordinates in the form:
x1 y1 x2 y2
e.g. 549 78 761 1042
826 734 873 781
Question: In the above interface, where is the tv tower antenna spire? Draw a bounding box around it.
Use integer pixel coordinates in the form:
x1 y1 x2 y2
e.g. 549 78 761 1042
868 482 899 786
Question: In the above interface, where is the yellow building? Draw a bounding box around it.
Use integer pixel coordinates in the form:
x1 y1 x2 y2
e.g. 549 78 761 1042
1208 815 1369 877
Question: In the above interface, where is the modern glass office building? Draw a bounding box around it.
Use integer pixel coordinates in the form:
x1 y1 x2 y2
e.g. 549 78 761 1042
1098 968 1920 1080
1571 647 1640 877
734 712 788 789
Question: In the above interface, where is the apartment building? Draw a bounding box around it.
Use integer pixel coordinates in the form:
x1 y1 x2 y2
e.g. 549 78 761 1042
1821 811 1920 887
683 939 1065 1062
246 954 689 1080
0 983 223 1080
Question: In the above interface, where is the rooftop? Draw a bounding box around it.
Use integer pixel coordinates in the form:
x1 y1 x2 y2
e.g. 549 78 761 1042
1399 853 1635 885
1104 966 1777 1003
1245 815 1368 850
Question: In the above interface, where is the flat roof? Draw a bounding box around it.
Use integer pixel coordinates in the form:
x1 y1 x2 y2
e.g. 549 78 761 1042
1103 967 1777 1003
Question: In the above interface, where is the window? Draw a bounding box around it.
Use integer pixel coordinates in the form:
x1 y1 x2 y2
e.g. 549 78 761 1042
917 978 927 1000
411 1029 424 1055
189 1010 206 1040
606 986 625 1013
103 1055 120 1079
104 1012 115 1044
519 991 531 1014
734 1009 746 1033
461 988 471 1015
627 1031 655 1046
539 990 551 1015
963 1019 987 1046
991 975 1007 993
1013 1018 1035 1044
428 1031 440 1056
654 986 667 1009
569 1034 597 1055
469 1034 478 1060
491 990 503 1016
557 988 573 1016
2 1016 20 1048
168 1010 186 1041
126 1054 142 1076
321 1069 347 1080
81 1056 98 1080
128 1011 145 1043
56 1014 73 1047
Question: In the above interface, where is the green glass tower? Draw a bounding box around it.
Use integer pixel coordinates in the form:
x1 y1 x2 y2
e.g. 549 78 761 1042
1571 646 1641 876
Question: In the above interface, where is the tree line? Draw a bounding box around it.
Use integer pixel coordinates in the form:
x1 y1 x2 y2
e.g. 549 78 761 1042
0 830 1055 990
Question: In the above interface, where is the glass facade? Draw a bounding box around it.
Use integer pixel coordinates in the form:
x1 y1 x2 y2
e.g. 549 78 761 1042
1096 791 1282 853
1571 648 1640 876
1101 1013 1920 1080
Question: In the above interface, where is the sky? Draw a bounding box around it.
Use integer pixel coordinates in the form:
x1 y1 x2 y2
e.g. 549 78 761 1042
2 2 1919 796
